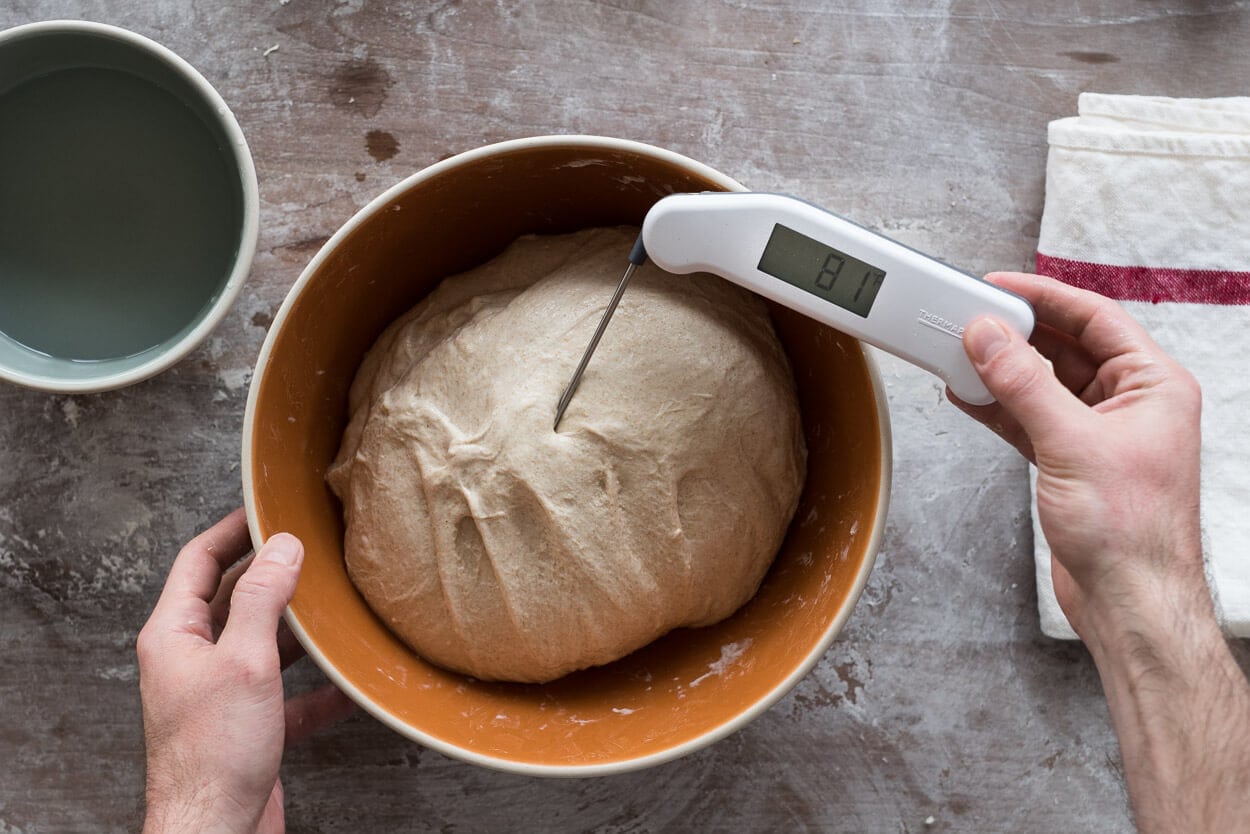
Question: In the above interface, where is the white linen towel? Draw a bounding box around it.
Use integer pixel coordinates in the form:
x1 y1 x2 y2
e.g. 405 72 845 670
1033 93 1250 639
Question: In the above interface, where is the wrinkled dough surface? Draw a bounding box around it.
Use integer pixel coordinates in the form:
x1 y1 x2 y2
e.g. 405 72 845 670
327 227 806 683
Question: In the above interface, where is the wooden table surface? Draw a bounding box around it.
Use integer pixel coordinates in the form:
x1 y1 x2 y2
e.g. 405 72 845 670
3 1 1249 831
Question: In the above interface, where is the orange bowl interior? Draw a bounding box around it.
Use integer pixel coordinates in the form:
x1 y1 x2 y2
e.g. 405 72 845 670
247 140 887 771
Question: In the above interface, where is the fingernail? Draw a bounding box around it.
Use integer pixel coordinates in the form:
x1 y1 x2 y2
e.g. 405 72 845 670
263 533 303 566
965 318 1010 363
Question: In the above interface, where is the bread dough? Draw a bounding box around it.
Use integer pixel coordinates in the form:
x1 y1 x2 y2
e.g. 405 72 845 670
327 227 806 683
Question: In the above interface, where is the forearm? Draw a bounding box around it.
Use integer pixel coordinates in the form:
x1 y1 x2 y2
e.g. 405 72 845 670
1081 569 1250 834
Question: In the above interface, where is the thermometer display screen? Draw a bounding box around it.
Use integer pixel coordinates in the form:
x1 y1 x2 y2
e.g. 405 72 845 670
757 223 886 318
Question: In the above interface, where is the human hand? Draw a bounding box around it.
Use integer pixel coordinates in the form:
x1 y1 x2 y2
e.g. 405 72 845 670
137 509 356 834
950 272 1206 643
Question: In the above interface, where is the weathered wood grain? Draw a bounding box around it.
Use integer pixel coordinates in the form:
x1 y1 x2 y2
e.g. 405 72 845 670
3 1 1249 831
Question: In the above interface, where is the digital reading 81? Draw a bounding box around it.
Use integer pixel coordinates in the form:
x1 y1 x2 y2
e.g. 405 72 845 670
757 223 886 318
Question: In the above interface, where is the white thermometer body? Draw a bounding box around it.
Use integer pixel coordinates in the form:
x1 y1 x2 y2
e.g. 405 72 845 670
640 192 1035 406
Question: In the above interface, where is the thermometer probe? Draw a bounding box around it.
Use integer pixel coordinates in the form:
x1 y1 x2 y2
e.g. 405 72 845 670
553 192 1035 430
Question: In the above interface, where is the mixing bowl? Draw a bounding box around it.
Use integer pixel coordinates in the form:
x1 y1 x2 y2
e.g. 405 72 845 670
243 135 891 776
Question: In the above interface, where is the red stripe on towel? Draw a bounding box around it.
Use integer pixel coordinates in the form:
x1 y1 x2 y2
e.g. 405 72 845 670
1036 253 1250 305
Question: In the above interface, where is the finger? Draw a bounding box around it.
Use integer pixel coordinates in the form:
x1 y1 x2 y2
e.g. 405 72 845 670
285 684 358 747
212 555 306 661
218 533 304 656
148 508 253 642
991 272 1179 408
963 316 1090 449
982 274 1103 401
984 272 1158 366
1027 322 1100 403
209 553 256 641
966 274 1175 447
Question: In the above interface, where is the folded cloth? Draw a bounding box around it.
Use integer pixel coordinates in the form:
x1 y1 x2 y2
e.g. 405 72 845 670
1033 93 1250 639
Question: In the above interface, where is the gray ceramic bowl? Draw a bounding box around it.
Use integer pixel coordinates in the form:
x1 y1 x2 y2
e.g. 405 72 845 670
0 20 258 392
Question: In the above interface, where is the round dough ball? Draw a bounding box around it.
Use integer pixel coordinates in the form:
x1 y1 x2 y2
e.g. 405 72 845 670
327 227 806 683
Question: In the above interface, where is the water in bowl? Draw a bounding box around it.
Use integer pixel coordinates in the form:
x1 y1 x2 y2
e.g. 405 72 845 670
0 66 242 361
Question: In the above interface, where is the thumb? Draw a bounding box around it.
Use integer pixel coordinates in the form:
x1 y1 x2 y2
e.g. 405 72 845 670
219 533 304 652
964 317 1086 446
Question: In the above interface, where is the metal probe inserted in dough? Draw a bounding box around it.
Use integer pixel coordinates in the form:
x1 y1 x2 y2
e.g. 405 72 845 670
553 233 649 431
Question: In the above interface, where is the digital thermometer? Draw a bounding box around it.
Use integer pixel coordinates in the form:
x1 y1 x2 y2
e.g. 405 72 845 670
642 192 1034 406
553 192 1035 430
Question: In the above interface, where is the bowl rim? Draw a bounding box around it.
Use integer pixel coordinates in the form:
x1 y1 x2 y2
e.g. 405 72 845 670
242 134 893 777
0 19 259 394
